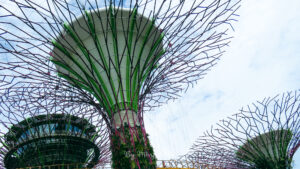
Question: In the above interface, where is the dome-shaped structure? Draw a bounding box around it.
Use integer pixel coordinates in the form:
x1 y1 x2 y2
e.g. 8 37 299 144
3 114 100 169
51 7 163 128
0 0 241 168
236 129 293 168
181 91 300 169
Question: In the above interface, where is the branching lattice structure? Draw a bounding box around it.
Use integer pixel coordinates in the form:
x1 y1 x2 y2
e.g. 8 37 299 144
181 90 300 169
0 83 111 169
0 0 240 168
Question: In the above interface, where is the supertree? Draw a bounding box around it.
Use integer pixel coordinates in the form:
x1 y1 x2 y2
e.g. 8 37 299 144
0 82 111 169
181 90 300 169
0 0 240 168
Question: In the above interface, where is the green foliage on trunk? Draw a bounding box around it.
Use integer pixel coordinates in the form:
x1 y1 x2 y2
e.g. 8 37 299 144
111 125 156 169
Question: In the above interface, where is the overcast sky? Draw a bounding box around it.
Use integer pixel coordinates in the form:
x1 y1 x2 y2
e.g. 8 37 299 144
0 0 299 168
144 0 300 168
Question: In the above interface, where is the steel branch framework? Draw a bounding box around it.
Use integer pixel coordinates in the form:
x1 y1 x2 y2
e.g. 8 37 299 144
0 0 241 110
0 83 111 168
0 0 240 168
181 90 300 169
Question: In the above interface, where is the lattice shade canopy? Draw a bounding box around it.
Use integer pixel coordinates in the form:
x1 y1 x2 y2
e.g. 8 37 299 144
0 0 241 168
51 7 164 118
4 114 100 169
181 91 300 169
236 129 293 168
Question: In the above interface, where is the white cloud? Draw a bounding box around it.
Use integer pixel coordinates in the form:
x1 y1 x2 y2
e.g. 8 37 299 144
144 0 300 167
1 0 299 167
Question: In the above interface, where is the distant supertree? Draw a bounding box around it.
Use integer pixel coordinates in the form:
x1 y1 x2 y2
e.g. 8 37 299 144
0 83 111 169
181 91 300 169
0 0 240 168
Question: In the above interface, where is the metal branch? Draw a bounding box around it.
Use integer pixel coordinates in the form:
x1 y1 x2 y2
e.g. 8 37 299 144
181 90 300 169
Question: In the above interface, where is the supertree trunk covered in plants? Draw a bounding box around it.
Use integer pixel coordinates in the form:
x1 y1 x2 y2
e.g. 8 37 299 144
0 83 111 169
180 90 300 169
0 0 240 168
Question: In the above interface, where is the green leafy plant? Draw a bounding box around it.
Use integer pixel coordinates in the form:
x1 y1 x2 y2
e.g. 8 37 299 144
111 124 156 169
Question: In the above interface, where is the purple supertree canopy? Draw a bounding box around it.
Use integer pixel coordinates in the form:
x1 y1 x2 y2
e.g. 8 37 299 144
181 90 300 169
0 0 240 168
0 0 240 110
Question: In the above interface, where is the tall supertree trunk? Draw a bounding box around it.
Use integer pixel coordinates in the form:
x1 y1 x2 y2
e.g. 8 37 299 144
0 0 240 168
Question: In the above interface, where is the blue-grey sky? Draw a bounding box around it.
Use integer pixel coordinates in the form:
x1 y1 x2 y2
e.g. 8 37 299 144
144 0 300 168
0 0 299 168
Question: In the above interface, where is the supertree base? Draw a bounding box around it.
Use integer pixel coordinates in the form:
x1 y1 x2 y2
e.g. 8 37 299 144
111 124 156 169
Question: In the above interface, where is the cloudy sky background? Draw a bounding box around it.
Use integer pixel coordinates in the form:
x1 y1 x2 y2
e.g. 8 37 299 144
0 0 299 168
144 0 300 168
